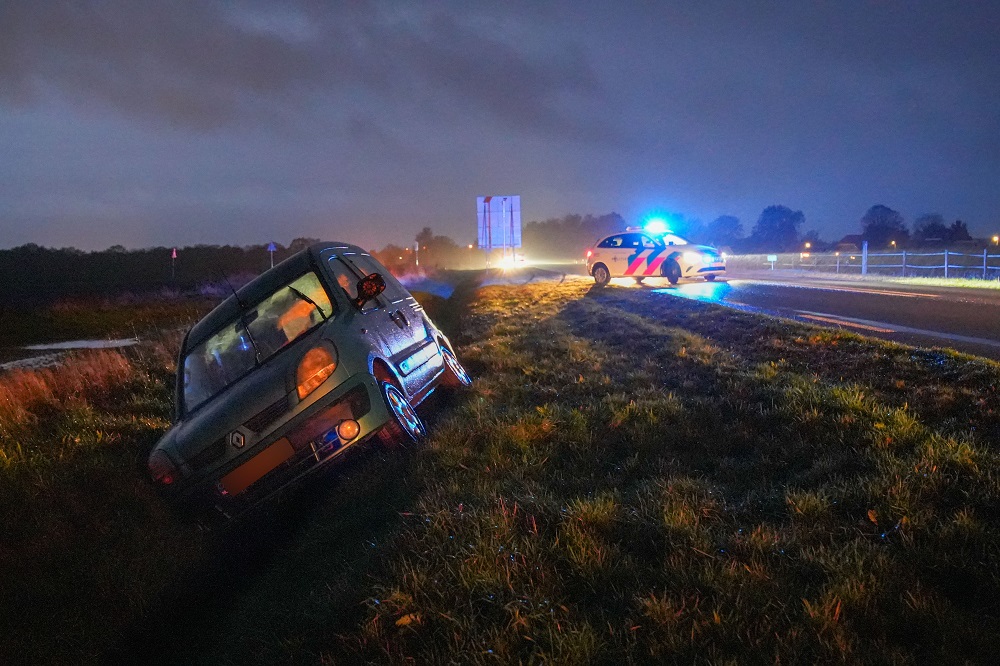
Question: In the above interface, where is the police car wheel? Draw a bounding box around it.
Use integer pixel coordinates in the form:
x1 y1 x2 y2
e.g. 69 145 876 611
593 264 610 286
663 260 681 285
705 274 716 281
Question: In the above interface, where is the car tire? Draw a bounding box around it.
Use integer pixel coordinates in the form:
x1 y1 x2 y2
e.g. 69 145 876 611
662 260 681 285
634 276 645 284
592 264 610 286
377 381 426 447
705 274 716 281
440 345 472 388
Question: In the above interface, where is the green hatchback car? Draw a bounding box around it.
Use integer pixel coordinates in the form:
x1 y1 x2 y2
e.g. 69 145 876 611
148 241 470 519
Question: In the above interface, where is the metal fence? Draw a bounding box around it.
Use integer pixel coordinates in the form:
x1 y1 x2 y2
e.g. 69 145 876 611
729 243 1000 280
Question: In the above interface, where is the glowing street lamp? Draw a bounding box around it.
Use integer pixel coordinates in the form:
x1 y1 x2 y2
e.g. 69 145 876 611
993 235 999 246
890 240 897 249
804 242 812 249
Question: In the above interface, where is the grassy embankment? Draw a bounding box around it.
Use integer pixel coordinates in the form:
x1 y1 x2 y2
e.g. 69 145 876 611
5 281 1000 663
0 298 214 664
173 280 1000 663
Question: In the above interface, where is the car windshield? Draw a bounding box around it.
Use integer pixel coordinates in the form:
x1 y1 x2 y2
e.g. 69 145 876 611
182 271 333 413
658 233 689 246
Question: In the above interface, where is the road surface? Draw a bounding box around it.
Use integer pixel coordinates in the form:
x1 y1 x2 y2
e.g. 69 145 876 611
644 270 1000 361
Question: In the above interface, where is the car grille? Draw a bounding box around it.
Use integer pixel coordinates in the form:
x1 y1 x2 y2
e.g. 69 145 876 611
244 397 288 433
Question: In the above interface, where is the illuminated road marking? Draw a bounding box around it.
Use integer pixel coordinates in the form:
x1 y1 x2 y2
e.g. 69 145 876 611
795 312 895 333
732 279 940 299
794 310 1000 349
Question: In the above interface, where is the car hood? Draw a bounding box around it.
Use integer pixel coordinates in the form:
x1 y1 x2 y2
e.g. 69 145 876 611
156 350 295 463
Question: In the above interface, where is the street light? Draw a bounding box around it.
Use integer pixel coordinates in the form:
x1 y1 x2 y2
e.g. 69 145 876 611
890 240 897 249
804 242 812 249
993 235 998 246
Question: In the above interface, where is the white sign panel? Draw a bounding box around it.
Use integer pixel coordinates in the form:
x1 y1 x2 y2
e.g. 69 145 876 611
477 196 521 250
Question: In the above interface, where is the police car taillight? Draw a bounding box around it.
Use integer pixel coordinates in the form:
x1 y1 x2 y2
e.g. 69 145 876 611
586 249 593 258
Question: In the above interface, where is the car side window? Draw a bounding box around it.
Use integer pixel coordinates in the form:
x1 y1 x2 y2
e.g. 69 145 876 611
344 253 409 302
622 233 643 249
598 235 624 248
328 257 379 312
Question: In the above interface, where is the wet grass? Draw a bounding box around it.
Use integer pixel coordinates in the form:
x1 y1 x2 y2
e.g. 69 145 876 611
336 281 1000 663
4 280 1000 663
0 336 208 664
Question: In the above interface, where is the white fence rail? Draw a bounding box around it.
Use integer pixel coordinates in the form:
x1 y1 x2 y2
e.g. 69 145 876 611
730 242 1000 280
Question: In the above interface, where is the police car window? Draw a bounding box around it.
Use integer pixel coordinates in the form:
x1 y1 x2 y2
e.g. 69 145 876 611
598 236 624 248
345 253 408 302
328 257 379 312
640 235 660 249
622 234 644 249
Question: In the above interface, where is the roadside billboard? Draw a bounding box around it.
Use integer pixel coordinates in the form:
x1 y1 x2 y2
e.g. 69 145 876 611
477 196 521 250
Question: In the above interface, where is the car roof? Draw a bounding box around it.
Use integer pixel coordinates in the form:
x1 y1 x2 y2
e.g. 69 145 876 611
184 241 363 352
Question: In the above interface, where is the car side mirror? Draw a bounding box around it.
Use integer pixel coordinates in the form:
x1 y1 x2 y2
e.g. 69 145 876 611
355 273 386 308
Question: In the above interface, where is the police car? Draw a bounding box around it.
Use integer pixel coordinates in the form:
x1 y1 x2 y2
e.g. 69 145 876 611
586 225 726 286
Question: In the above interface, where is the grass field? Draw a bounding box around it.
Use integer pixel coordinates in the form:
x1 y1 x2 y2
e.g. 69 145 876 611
3 280 1000 663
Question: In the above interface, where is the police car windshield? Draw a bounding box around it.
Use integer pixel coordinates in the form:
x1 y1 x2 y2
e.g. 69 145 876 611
658 233 689 246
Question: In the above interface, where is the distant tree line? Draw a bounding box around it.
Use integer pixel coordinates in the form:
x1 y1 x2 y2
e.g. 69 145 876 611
0 239 320 305
517 205 991 258
2 204 992 305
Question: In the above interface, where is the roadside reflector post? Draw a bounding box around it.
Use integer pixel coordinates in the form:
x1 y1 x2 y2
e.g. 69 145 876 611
861 242 868 276
901 250 906 277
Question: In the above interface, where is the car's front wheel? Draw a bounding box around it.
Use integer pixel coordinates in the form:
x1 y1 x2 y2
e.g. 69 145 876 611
378 382 426 446
662 260 681 285
592 264 610 286
440 346 472 387
705 274 717 281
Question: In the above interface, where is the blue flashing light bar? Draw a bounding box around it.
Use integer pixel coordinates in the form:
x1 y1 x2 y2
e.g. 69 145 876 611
644 218 668 235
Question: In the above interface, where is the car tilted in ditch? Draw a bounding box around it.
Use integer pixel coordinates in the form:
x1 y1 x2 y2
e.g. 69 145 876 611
148 241 471 519
586 227 726 286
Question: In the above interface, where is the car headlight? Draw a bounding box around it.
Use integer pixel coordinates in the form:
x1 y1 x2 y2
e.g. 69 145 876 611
683 251 702 264
297 345 337 399
149 449 179 485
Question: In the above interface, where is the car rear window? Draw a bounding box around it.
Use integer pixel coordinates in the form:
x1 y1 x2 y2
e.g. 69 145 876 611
182 271 333 414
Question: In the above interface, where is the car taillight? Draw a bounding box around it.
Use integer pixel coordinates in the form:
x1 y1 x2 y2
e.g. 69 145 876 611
148 450 178 485
297 346 337 399
586 249 593 258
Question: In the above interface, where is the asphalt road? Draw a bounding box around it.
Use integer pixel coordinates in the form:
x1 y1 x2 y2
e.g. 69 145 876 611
644 270 1000 361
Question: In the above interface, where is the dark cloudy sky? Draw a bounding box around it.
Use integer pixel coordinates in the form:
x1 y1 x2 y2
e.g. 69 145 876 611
2 0 998 251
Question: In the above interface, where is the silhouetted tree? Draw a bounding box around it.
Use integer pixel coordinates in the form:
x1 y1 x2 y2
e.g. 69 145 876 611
704 215 743 248
912 213 949 245
801 229 828 251
861 205 909 248
950 219 972 242
288 237 320 253
748 205 805 251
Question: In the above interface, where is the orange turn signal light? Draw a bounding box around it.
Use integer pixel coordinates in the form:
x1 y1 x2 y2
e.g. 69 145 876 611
337 419 361 441
297 346 336 399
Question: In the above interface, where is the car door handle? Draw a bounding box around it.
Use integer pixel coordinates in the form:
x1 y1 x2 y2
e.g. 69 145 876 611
390 311 408 329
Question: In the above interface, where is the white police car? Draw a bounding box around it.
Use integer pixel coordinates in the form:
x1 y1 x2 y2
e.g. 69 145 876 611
586 225 725 286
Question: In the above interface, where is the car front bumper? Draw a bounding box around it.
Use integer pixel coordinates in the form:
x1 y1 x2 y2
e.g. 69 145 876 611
167 372 390 519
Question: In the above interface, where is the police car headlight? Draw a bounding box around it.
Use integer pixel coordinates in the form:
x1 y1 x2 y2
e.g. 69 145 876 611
683 251 701 264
